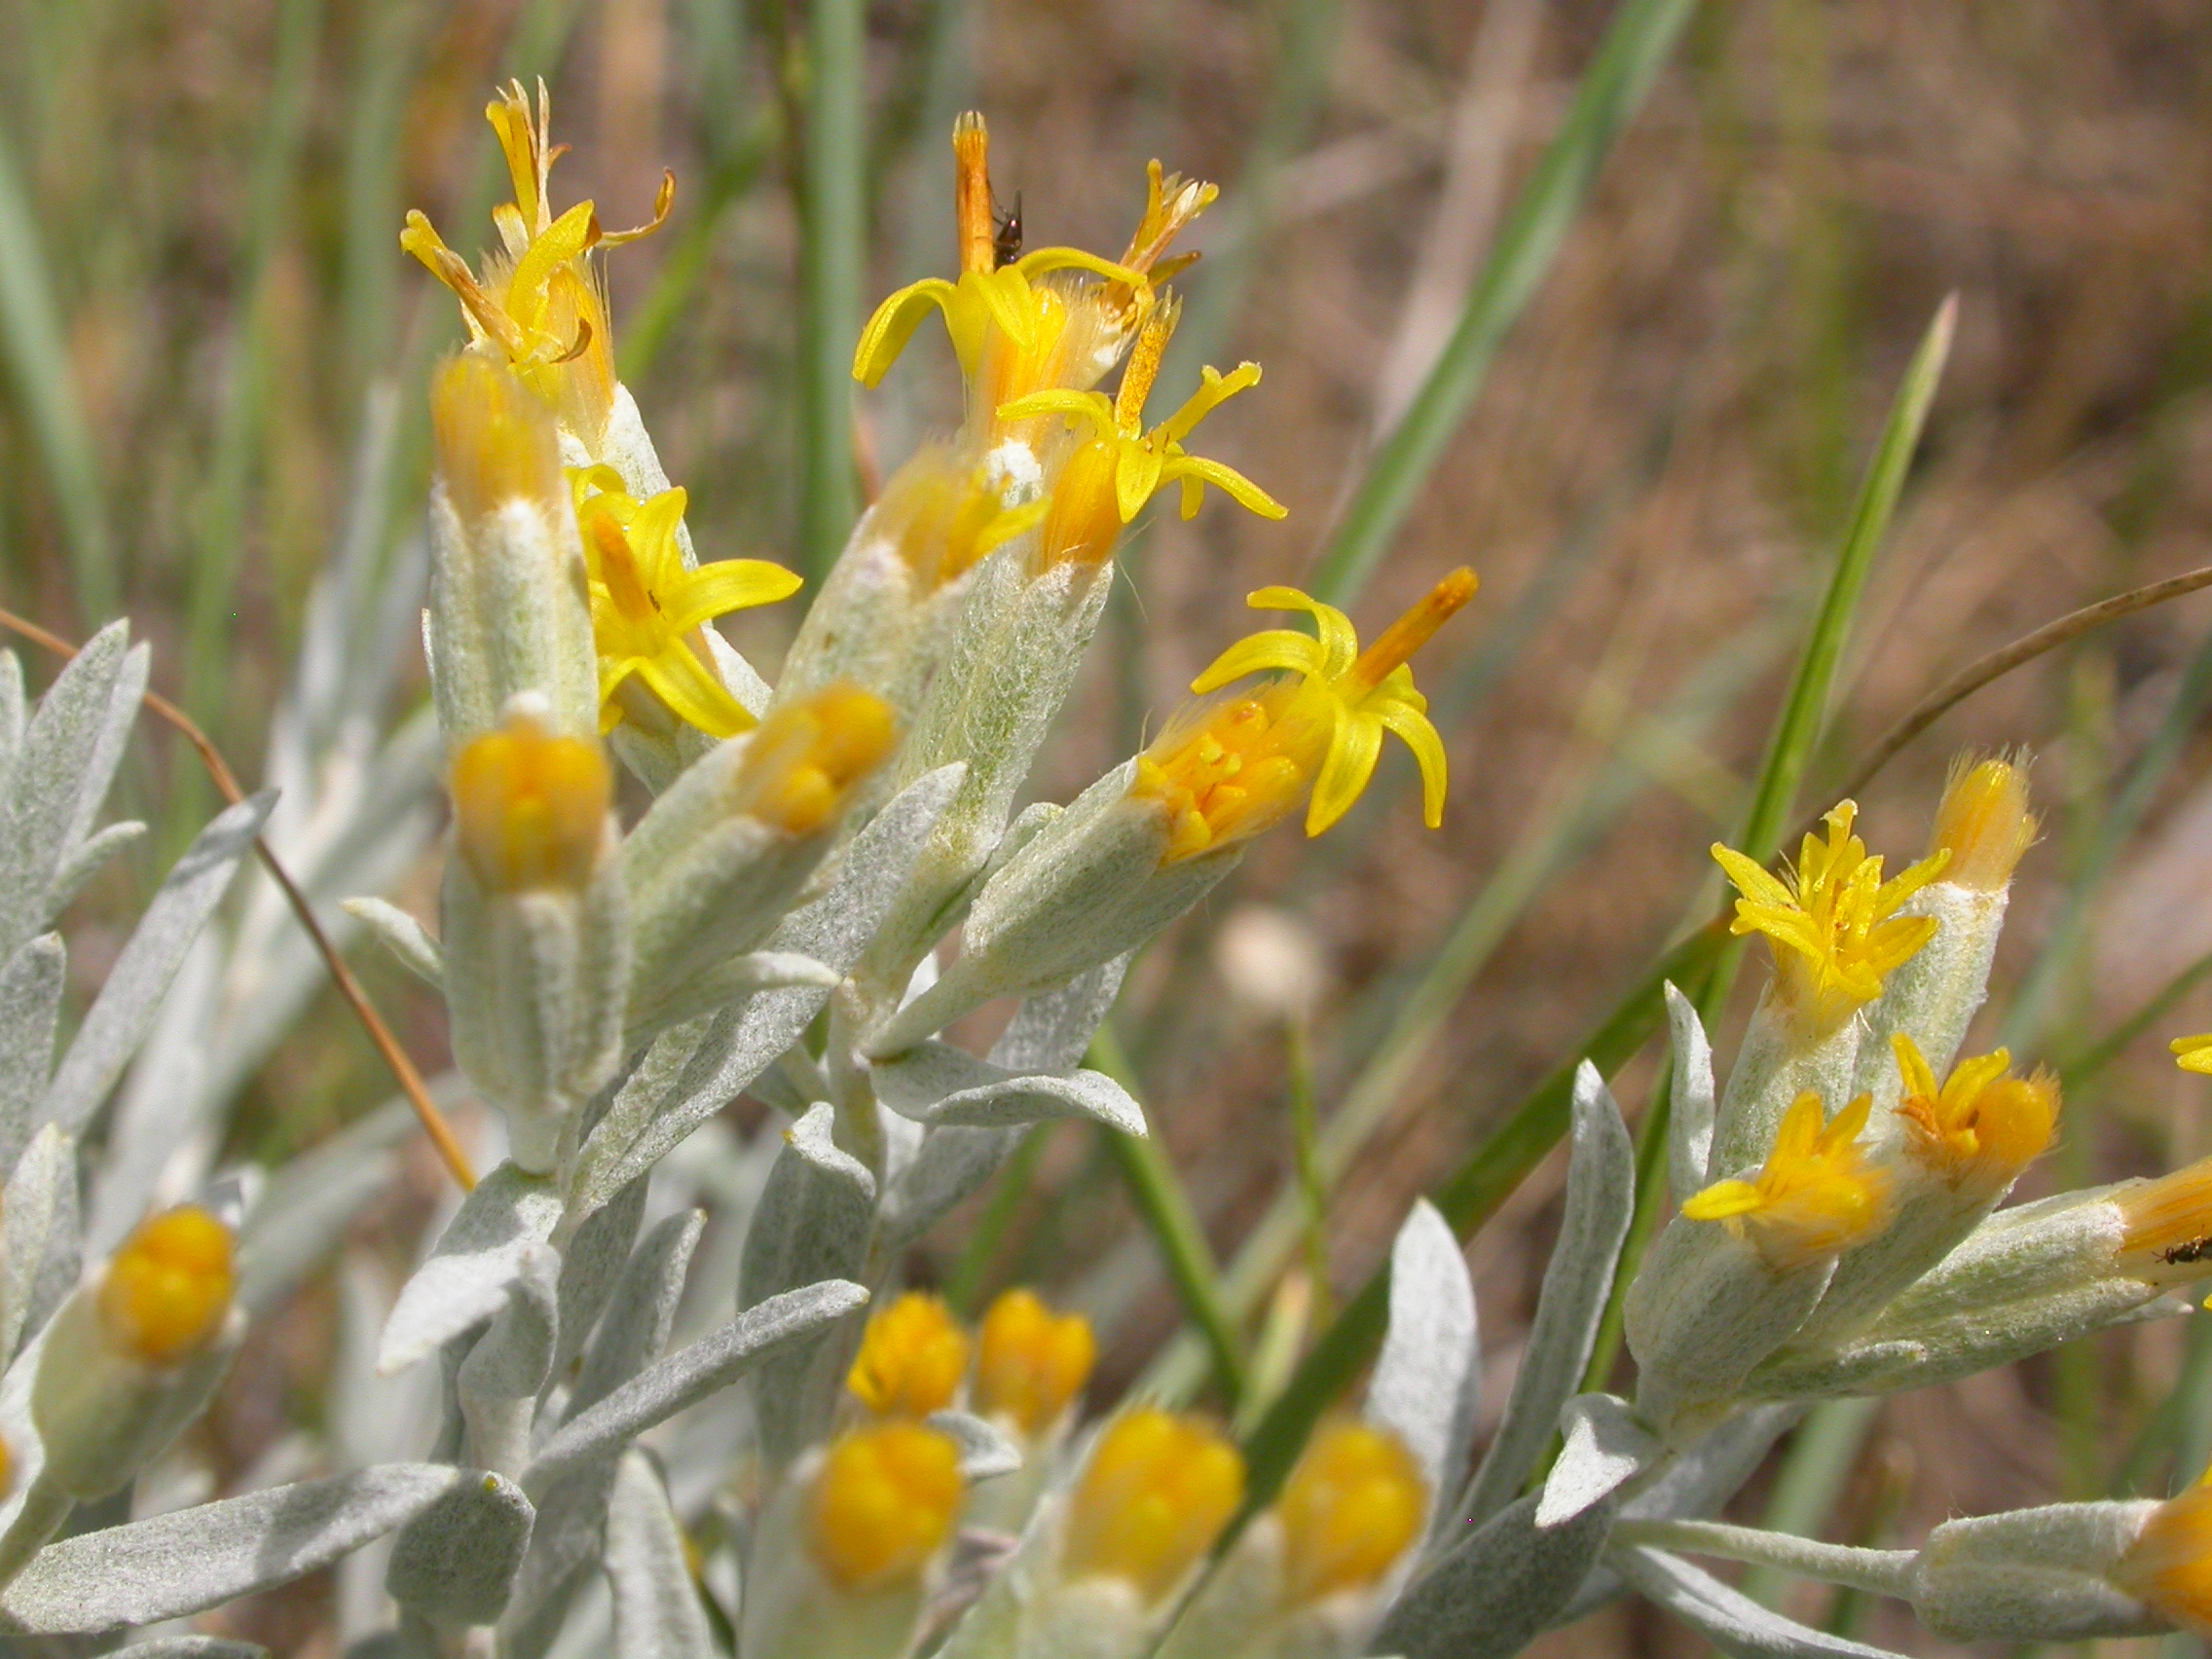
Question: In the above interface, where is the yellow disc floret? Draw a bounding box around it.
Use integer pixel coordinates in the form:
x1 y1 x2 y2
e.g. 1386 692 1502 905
1274 1420 1427 1604
1130 571 1475 862
732 684 900 837
808 1423 965 1590
2116 1469 2212 1635
1063 1408 1244 1603
1892 1033 2056 1190
846 1292 971 1419
1927 754 2037 892
1713 802 1950 1038
98 1206 236 1366
1682 1092 1892 1272
975 1289 1095 1435
451 713 612 893
401 80 670 450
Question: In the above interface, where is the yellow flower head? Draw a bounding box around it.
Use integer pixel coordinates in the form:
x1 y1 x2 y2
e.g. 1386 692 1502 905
847 1292 971 1419
401 81 670 450
2172 1033 2212 1077
853 113 1211 431
99 1207 236 1366
869 443 1051 592
975 1289 1095 1435
995 297 1286 570
1064 1408 1245 1604
570 466 801 740
431 351 567 525
450 712 612 894
1130 571 1474 864
1891 1033 2057 1190
808 1422 965 1590
2116 1468 2212 1636
731 684 900 837
1274 1420 1427 1605
1712 802 1950 1037
1682 1092 1892 1272
1927 753 2037 892
2117 1154 2212 1284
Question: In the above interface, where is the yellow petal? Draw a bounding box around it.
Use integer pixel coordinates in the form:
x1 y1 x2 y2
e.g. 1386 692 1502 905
1190 630 1328 694
636 642 755 739
1371 694 1449 828
1891 1033 1939 1104
1712 844 1794 912
1245 588 1359 677
996 389 1119 442
853 278 961 387
1307 708 1383 836
667 560 805 632
1159 455 1287 520
507 200 602 328
968 267 1037 359
2175 1034 2212 1075
627 487 690 586
1010 245 1150 289
1680 1178 1765 1222
1115 442 1165 525
1160 361 1262 445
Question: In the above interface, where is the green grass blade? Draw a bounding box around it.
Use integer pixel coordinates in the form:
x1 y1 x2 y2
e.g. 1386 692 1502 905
797 0 867 582
0 123 114 621
1304 0 1700 608
340 2 429 399
1089 1024 1249 1407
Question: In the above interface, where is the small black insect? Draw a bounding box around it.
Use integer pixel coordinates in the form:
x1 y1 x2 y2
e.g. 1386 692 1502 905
993 193 1023 268
2162 1237 2212 1266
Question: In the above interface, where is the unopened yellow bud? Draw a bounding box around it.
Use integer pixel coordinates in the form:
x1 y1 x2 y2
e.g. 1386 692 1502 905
976 1289 1095 1434
1928 755 2037 892
1275 1420 1426 1604
1892 1034 2057 1189
846 1292 970 1419
451 714 612 893
808 1423 965 1590
1064 1409 1244 1603
869 446 1048 591
1683 1092 1891 1272
98 1207 235 1366
2117 1473 2212 1635
2118 1155 2212 1282
431 351 566 524
735 685 900 837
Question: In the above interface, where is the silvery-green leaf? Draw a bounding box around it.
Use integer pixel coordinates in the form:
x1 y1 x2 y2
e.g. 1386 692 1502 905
47 818 145 914
1368 1199 1479 1505
32 790 276 1150
521 1278 869 1497
1666 984 1717 1192
1460 1062 1635 1531
1535 1393 1660 1529
871 1042 1144 1134
570 1208 705 1419
0 1462 475 1633
0 933 62 1163
0 622 140 957
457 1242 561 1470
1375 1492 1615 1659
379 1162 563 1375
705 950 840 992
927 1410 1022 1481
85 933 220 1256
109 1640 271 1658
992 956 1130 1073
549 1175 646 1384
877 1125 1016 1254
344 897 445 987
240 1093 424 1314
385 1470 535 1627
1 1124 72 1358
572 766 965 1210
737 1105 876 1462
1612 1545 1910 1659
606 1450 717 1659
19 1130 78 1350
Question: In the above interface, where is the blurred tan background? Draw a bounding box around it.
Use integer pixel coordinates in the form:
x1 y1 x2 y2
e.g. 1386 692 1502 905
7 1 2212 1651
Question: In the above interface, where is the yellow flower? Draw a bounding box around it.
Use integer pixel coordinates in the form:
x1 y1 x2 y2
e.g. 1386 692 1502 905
1891 1033 2056 1190
1712 802 1950 1037
975 1289 1095 1435
996 297 1285 569
1682 1091 1892 1272
1927 753 2037 891
732 685 900 837
99 1207 236 1367
1274 1420 1427 1604
450 713 612 894
2116 1469 2212 1636
571 466 801 739
853 113 1211 426
1064 1409 1244 1604
846 1292 971 1419
1130 571 1474 863
401 80 670 449
808 1423 965 1590
868 443 1051 592
2173 1033 2212 1076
